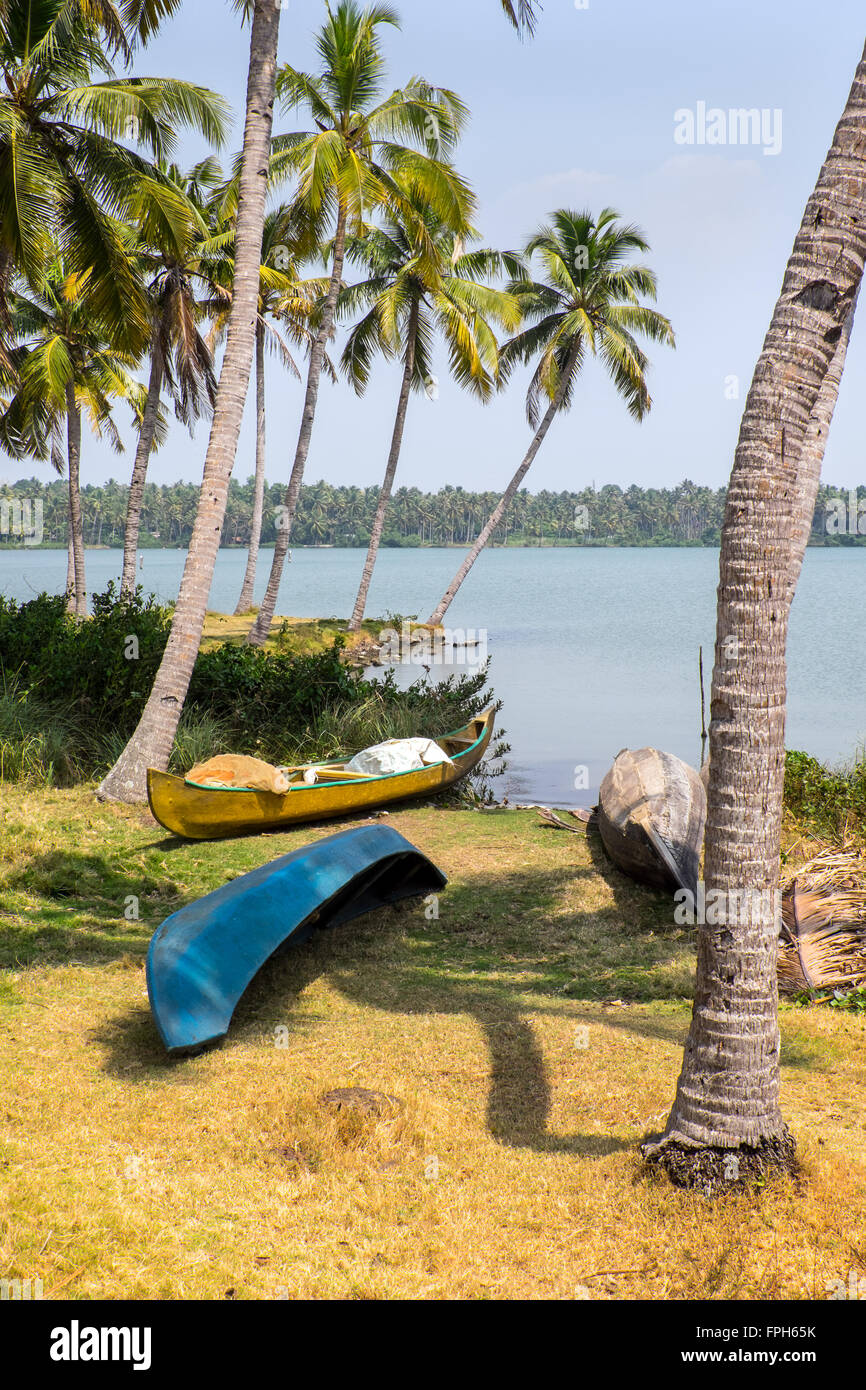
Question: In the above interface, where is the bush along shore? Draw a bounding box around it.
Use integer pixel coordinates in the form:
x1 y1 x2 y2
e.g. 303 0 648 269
0 587 508 795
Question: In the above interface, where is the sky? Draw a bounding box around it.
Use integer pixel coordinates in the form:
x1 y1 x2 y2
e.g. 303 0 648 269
8 0 866 495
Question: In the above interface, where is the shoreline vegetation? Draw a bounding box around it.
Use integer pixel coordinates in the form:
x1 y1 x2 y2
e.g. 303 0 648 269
0 588 507 791
2 588 863 837
2 478 865 550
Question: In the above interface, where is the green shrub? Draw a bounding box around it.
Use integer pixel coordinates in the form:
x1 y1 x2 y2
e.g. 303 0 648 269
784 748 866 839
0 591 506 794
186 638 367 757
0 585 173 731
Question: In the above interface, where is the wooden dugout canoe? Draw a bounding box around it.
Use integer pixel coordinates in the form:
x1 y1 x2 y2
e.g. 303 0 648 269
596 746 706 897
147 708 495 841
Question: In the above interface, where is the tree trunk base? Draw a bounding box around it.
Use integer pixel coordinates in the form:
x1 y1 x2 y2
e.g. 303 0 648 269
641 1129 797 1194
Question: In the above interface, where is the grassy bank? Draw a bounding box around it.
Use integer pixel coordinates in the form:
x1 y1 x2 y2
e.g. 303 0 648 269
1 786 864 1299
200 611 386 660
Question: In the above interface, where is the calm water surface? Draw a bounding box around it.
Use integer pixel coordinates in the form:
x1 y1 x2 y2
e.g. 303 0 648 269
2 545 863 804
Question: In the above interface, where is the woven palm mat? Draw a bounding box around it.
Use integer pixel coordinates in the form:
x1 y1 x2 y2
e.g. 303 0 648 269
778 848 866 994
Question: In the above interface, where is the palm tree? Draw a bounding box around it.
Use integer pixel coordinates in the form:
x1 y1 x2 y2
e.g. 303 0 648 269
246 0 474 645
119 157 225 596
427 208 675 623
0 0 228 349
2 259 147 616
644 42 866 1186
204 207 329 615
97 0 282 802
340 184 520 630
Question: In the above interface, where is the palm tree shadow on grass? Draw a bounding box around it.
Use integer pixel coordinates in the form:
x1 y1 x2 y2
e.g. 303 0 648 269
94 857 699 1154
0 849 184 968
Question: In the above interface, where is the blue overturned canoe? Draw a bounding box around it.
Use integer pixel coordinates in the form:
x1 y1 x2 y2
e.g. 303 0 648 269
146 824 447 1055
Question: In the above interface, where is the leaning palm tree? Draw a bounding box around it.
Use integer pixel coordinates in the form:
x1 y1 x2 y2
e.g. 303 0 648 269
119 158 225 597
643 40 866 1189
1 259 149 616
98 0 283 802
0 0 228 349
427 208 675 624
339 186 521 631
246 0 474 646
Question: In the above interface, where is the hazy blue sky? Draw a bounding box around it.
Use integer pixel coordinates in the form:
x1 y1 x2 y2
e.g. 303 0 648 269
10 0 866 495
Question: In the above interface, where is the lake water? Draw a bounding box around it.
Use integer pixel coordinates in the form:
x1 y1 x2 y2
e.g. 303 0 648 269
2 545 864 805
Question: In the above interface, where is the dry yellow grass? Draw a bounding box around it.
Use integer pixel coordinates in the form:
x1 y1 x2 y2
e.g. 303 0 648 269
1 787 865 1299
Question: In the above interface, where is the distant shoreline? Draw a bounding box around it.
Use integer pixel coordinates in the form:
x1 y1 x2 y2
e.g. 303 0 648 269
3 539 866 552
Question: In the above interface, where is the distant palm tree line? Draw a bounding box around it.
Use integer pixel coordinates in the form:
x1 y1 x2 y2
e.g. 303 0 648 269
3 476 863 549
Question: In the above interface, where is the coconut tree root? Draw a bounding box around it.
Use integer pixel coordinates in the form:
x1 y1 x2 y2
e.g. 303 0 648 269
641 1130 798 1194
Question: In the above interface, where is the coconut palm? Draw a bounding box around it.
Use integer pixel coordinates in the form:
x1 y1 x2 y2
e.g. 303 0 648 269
339 187 521 631
203 205 331 615
0 0 228 350
98 0 282 802
118 158 228 596
246 0 474 645
1 259 150 616
643 42 866 1186
427 208 675 623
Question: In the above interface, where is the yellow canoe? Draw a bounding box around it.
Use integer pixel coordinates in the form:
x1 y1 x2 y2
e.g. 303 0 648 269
147 708 496 840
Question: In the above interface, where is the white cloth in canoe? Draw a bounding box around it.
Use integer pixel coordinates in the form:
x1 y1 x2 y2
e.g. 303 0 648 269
346 737 453 776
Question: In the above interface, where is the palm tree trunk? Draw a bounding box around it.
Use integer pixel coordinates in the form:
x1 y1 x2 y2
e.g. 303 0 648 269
348 299 419 632
248 201 349 645
234 320 267 614
121 336 164 597
786 282 860 600
65 532 75 609
427 342 580 625
97 0 281 803
645 41 866 1186
66 383 86 620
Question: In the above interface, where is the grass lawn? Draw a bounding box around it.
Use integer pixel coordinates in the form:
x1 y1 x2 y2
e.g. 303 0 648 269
1 786 864 1300
200 611 393 661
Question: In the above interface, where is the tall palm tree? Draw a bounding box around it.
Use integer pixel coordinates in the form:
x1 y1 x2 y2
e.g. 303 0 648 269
644 42 866 1186
0 0 228 348
203 206 330 615
339 187 521 630
1 259 148 616
119 157 224 596
427 208 675 623
98 0 282 802
246 0 474 645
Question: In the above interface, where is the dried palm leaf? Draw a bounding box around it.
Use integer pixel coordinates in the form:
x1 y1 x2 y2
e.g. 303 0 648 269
778 849 866 994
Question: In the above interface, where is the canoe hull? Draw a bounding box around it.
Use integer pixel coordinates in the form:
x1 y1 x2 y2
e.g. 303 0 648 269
597 746 706 895
146 824 447 1054
148 709 495 840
